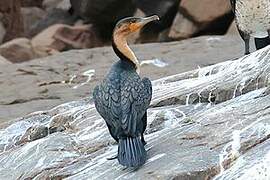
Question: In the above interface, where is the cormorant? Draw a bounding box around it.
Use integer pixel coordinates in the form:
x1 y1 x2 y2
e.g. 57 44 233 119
93 15 159 167
230 0 270 55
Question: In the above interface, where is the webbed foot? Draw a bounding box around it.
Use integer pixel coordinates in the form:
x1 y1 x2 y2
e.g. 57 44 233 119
107 154 118 160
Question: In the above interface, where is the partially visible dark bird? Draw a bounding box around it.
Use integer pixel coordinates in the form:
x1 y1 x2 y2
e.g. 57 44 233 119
93 15 159 167
230 0 270 54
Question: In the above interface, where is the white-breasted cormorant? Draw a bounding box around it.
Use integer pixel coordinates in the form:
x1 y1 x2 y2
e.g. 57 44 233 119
231 0 270 54
93 15 159 167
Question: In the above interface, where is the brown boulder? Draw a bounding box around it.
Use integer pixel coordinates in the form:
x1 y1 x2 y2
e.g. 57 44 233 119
168 12 198 39
28 8 77 37
31 24 69 51
169 0 233 39
0 55 11 64
32 24 103 52
53 24 103 49
0 0 24 42
0 38 38 63
181 0 231 23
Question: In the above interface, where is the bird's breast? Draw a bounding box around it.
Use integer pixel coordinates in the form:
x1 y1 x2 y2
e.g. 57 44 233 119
235 0 270 38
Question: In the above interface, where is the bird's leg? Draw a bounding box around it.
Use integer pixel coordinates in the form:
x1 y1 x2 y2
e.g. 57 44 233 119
238 29 250 55
244 36 250 55
141 134 147 146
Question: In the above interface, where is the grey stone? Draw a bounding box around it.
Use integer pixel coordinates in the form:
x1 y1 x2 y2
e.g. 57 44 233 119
0 35 248 122
21 7 47 36
0 39 269 179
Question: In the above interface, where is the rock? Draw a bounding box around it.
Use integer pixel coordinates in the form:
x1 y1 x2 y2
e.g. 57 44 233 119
18 125 49 144
0 55 11 64
21 7 47 37
181 0 231 23
21 0 43 7
0 45 269 179
0 35 251 122
31 24 69 51
0 38 39 63
53 24 103 49
226 21 239 35
42 0 71 11
168 12 198 39
169 0 234 39
0 20 6 44
31 24 103 52
135 0 180 42
28 8 77 37
0 0 24 42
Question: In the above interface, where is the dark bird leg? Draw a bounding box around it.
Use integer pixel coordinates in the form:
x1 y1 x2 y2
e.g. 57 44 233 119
141 113 147 146
106 123 119 160
141 134 146 146
106 122 119 143
238 29 250 55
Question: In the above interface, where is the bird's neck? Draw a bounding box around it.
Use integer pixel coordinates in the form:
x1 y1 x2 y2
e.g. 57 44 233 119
112 33 140 74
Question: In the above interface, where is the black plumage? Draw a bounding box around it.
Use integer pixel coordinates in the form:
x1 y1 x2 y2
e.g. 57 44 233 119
93 61 152 166
93 16 158 167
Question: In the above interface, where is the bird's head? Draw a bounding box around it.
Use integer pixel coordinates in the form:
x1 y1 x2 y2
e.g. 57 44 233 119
113 15 160 37
112 15 159 74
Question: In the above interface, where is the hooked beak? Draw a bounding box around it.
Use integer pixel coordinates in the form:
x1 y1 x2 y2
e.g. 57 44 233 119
139 15 160 26
129 15 159 33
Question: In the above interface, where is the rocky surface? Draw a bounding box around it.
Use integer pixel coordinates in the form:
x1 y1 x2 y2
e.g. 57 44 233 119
0 35 250 122
0 44 269 179
0 55 10 65
169 0 233 39
26 8 77 38
31 23 102 53
0 0 236 62
0 38 41 63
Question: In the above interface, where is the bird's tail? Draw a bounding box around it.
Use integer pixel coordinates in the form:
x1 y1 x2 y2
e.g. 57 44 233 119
118 136 146 167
